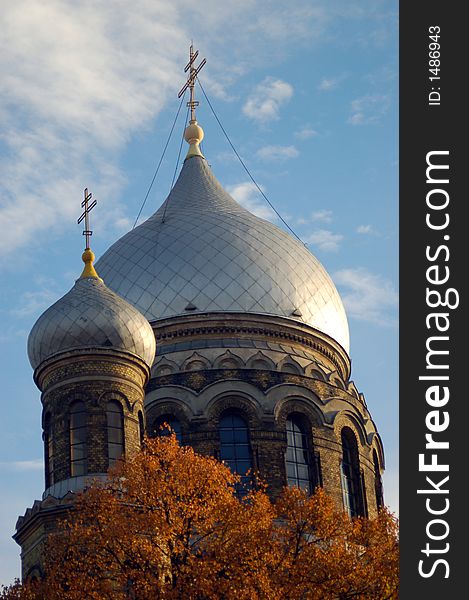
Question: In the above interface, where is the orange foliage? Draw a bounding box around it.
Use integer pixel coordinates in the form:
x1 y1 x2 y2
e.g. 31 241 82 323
1 435 398 599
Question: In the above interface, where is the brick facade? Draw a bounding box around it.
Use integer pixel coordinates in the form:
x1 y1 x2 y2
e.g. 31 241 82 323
16 312 385 578
146 313 385 518
14 348 150 578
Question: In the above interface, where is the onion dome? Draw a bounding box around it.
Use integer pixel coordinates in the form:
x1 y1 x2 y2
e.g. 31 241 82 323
96 119 350 353
28 248 156 370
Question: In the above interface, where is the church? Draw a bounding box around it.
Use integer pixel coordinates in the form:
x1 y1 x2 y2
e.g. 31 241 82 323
14 49 385 579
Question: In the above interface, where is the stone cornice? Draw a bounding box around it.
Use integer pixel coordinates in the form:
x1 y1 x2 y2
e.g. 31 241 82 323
14 495 76 544
151 312 350 380
34 348 151 392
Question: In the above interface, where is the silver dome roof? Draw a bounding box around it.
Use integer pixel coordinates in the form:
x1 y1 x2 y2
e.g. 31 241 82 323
28 276 156 370
96 156 350 352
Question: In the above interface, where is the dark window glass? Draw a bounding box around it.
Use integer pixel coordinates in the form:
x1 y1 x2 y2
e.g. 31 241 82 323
138 412 145 446
373 450 384 510
219 413 253 493
70 402 87 477
44 415 54 487
107 401 124 468
153 416 182 444
341 428 364 517
285 417 312 493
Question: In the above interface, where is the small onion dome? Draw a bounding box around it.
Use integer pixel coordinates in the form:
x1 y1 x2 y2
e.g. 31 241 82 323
27 249 156 370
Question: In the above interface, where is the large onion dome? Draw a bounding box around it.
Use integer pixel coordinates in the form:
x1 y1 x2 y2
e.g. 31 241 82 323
96 123 350 353
28 249 156 370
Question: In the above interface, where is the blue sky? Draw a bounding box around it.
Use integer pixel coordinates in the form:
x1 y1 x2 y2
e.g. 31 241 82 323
0 0 398 584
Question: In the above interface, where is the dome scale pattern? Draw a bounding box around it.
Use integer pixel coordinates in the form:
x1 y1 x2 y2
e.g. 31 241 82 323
96 156 350 352
28 276 156 370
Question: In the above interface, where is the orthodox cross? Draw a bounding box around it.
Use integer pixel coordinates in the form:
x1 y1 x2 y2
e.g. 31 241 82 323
77 187 97 249
178 44 207 121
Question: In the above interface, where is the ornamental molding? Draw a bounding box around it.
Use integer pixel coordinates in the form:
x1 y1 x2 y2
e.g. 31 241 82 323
152 313 350 380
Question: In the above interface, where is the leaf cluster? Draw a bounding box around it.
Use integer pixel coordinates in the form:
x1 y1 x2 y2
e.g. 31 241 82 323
1 435 398 599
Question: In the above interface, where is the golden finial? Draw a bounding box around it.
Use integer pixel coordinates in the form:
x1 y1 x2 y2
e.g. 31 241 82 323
77 187 100 279
178 44 206 159
80 247 100 279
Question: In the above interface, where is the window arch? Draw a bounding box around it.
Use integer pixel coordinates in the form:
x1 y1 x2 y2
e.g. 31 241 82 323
340 427 365 517
219 412 253 492
373 449 384 511
107 401 125 467
153 415 182 444
285 415 316 494
70 402 87 477
44 414 54 487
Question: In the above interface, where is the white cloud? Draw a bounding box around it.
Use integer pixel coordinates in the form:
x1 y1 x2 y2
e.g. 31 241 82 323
10 276 64 318
356 224 374 234
113 216 134 232
333 267 398 326
0 326 28 343
243 77 293 124
0 459 43 472
214 151 239 165
294 126 319 140
226 181 276 221
11 289 61 318
311 209 333 223
294 209 332 227
249 4 329 42
1 2 332 261
348 94 390 125
0 1 183 257
305 229 343 252
0 2 394 260
318 77 339 91
256 145 299 162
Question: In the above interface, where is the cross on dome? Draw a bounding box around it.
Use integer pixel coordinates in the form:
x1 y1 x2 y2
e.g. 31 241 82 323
178 44 206 122
178 45 206 159
78 187 97 250
77 187 100 279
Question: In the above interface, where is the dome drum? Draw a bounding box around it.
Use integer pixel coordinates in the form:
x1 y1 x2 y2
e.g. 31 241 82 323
150 312 351 382
32 346 152 394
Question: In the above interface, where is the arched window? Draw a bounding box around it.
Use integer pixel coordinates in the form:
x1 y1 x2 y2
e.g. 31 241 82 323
44 414 54 487
341 428 365 517
285 416 314 493
70 402 87 477
152 415 182 444
107 401 125 467
138 411 145 446
373 450 384 511
219 412 253 492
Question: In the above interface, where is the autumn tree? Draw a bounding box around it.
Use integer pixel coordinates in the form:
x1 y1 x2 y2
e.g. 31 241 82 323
1 434 398 599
